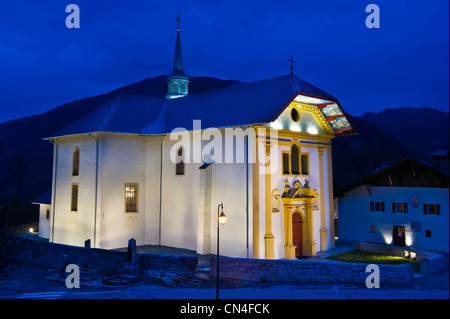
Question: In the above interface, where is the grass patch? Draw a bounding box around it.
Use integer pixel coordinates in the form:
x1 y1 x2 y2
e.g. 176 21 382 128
327 250 420 272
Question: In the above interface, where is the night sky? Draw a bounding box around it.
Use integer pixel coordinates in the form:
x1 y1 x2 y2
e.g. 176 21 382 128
0 0 448 123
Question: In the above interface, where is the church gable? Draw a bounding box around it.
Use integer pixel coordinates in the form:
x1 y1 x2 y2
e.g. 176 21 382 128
269 101 334 136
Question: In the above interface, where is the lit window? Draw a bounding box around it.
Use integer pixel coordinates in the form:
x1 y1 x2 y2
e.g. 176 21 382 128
125 183 138 213
371 226 376 233
392 202 408 213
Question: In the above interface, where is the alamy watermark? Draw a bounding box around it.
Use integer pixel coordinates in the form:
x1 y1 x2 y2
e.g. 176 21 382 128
65 264 80 289
365 264 380 288
65 4 80 29
168 120 280 174
365 4 380 29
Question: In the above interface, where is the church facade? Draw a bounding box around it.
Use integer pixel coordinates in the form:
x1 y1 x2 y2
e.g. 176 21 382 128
38 23 355 259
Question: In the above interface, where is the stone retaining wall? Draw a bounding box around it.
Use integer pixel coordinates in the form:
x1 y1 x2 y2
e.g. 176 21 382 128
210 257 414 284
14 236 198 273
357 242 444 275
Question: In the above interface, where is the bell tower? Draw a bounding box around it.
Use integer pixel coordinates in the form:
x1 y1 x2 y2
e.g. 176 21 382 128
166 11 189 99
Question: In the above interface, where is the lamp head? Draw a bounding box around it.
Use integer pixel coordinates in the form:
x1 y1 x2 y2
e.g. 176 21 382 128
219 212 227 225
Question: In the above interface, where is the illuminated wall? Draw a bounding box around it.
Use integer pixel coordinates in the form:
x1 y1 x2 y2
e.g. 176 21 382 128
338 185 449 252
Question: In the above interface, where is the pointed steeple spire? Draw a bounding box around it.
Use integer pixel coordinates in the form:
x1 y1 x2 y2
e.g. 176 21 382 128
166 10 189 99
172 24 184 74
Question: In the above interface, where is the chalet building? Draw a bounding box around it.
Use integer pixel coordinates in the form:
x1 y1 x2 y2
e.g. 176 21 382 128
337 152 449 253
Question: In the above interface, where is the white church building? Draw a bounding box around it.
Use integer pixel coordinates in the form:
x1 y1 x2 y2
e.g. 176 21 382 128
37 22 355 259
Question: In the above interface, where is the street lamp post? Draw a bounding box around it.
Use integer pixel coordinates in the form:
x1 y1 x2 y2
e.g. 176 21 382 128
217 203 227 300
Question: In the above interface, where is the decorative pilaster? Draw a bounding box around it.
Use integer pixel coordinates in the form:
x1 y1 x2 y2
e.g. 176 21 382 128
327 145 335 249
303 200 316 256
264 137 274 259
318 146 328 251
284 207 296 259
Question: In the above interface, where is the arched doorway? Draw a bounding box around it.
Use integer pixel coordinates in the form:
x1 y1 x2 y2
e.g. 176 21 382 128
292 212 302 258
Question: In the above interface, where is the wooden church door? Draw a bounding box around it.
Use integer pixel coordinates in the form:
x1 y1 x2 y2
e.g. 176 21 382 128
292 212 303 258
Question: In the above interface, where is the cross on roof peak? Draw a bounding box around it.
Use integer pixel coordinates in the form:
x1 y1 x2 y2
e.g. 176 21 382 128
176 10 182 29
289 56 296 75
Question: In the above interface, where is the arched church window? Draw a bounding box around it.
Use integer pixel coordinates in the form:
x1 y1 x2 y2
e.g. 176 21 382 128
176 147 185 175
72 147 79 176
291 144 300 175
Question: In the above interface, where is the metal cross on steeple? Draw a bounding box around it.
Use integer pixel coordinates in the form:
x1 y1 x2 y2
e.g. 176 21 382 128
176 10 182 29
289 56 295 75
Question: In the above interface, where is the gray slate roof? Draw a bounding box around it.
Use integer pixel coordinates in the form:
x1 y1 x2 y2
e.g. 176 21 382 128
49 74 353 138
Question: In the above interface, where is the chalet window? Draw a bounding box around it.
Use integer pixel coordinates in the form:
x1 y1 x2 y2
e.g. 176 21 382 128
371 201 385 212
423 204 440 215
125 183 138 213
176 147 185 175
71 184 78 212
425 230 432 238
72 147 80 176
46 209 50 220
300 154 309 175
392 202 408 213
290 144 300 175
371 226 376 233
